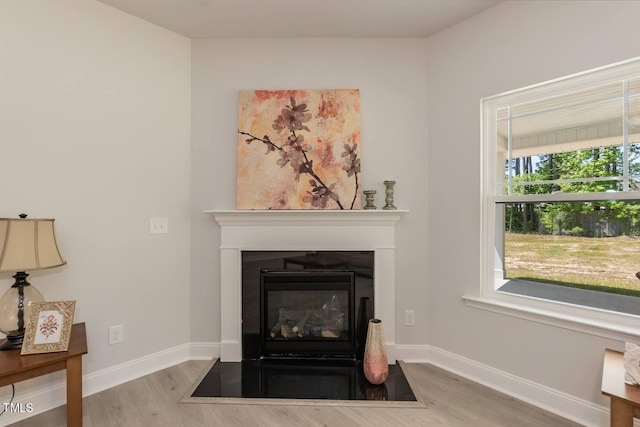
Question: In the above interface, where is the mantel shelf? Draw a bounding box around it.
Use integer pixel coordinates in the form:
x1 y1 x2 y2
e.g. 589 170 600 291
205 209 409 227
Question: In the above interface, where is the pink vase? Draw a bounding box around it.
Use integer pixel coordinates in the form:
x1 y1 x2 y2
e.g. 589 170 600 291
363 319 388 385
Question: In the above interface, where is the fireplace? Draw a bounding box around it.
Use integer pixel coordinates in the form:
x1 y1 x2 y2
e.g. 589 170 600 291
242 251 373 360
261 269 356 358
207 209 406 363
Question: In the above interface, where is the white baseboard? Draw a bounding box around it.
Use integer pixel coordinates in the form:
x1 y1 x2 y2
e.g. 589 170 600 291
396 344 609 427
1 342 607 427
189 342 220 360
0 341 220 426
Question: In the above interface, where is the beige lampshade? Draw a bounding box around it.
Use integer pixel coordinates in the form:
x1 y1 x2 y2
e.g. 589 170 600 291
0 218 66 272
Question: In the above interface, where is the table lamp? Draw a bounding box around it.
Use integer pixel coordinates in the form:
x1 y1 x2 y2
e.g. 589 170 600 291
0 215 66 350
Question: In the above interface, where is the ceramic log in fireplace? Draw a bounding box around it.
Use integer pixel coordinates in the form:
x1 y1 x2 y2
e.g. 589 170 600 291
261 269 356 359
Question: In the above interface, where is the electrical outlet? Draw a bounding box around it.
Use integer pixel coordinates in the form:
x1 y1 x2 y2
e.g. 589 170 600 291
108 325 124 345
149 217 168 234
404 310 415 326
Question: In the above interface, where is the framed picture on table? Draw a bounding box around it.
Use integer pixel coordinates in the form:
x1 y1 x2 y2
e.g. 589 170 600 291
21 300 76 355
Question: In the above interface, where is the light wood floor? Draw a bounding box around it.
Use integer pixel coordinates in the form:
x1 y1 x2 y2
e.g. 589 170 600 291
9 361 583 427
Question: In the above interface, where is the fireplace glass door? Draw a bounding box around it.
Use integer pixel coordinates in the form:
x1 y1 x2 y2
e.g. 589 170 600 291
260 270 356 359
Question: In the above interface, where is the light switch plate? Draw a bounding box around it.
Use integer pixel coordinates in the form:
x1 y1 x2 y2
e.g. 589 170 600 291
149 217 168 234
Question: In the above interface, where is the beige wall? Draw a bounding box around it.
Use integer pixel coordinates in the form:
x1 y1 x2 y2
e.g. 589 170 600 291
190 38 430 344
427 0 640 406
0 0 192 375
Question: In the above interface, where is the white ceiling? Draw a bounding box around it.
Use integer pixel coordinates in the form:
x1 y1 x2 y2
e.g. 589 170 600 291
96 0 501 38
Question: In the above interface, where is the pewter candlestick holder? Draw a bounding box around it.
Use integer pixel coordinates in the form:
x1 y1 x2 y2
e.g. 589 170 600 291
383 180 396 210
363 190 377 210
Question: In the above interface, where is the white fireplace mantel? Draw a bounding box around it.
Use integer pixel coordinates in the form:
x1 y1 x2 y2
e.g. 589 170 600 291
206 209 408 362
208 209 407 226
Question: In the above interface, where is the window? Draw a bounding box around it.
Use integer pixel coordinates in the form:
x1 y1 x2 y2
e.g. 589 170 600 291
470 58 640 339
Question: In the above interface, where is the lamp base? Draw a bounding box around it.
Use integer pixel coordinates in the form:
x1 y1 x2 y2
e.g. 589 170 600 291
0 332 24 350
0 271 42 351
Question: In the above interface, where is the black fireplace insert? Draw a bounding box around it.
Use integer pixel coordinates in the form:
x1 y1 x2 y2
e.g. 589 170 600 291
260 269 356 359
242 251 374 361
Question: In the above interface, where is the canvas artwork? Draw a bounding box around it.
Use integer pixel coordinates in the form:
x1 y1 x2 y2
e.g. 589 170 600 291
237 89 361 210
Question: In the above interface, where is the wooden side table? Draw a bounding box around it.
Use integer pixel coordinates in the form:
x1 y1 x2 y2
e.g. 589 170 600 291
602 348 640 427
0 322 88 426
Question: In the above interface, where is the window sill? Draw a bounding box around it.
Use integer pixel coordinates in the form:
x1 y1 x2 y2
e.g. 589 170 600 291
462 292 640 342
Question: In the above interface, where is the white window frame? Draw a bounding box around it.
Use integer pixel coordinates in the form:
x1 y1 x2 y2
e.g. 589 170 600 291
464 57 640 342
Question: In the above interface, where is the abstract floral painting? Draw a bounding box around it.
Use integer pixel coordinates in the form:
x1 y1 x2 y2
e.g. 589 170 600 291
237 89 361 210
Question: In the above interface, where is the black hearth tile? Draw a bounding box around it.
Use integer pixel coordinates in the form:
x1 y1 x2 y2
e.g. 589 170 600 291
191 359 416 402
